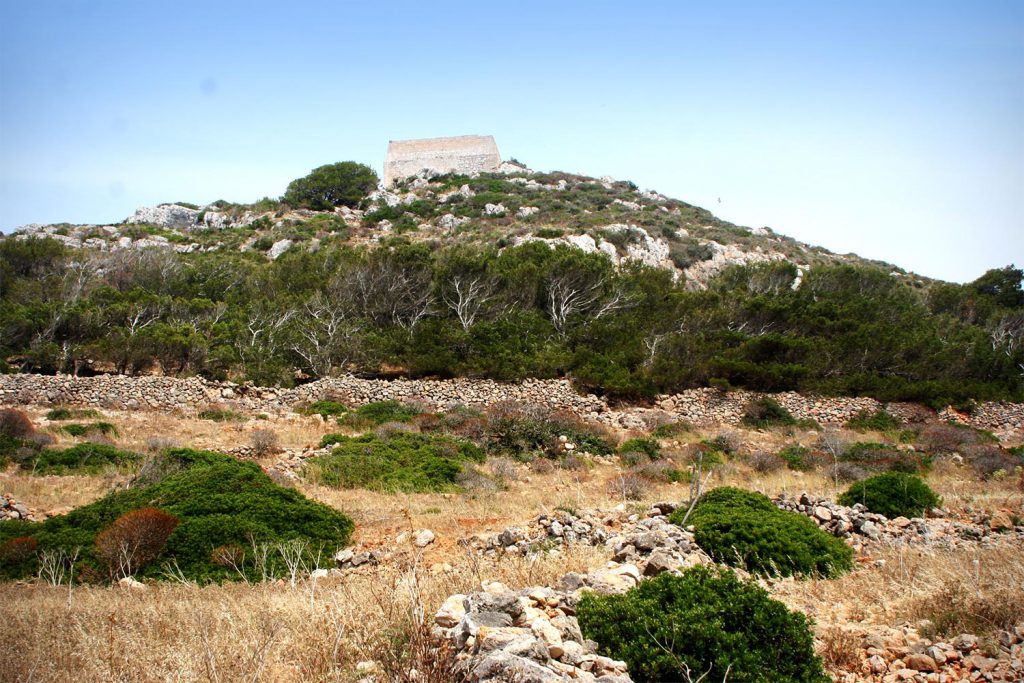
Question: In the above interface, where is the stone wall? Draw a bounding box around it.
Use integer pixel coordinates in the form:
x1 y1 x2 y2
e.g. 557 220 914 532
1 373 1021 437
383 135 501 186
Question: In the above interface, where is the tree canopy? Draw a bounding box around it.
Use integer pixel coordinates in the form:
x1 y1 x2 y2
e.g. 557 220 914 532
281 161 379 210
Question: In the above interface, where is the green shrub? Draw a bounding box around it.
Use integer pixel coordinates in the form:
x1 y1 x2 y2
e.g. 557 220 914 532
778 444 814 471
306 432 484 493
301 400 349 418
0 449 354 583
841 441 929 474
345 400 423 426
59 422 119 438
32 443 140 475
197 408 244 422
845 408 901 432
838 472 940 518
741 398 797 428
45 407 100 421
534 228 564 238
618 437 660 460
670 487 853 578
577 568 830 683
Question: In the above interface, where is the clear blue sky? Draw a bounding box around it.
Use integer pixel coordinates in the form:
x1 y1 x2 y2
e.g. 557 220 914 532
1 1 1021 283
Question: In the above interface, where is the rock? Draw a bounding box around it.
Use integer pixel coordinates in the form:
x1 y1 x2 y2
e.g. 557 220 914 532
334 549 354 566
117 576 146 590
867 654 887 673
813 506 833 522
414 529 435 547
484 203 507 216
267 239 293 260
309 568 329 579
904 653 938 672
953 634 979 653
989 510 1013 531
124 204 199 229
642 550 677 576
435 594 467 628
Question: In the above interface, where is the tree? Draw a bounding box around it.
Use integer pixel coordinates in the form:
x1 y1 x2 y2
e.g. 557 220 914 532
282 162 379 210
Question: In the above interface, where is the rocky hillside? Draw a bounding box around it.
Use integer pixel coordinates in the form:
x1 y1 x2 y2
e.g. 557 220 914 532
7 164 909 290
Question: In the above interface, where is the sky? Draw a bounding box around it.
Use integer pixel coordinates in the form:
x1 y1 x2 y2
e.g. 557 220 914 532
1 1 1021 283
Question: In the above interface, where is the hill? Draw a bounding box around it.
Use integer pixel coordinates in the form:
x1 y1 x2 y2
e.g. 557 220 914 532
1 161 1022 406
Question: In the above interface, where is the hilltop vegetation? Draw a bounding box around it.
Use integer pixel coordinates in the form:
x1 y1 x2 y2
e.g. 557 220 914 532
1 163 1022 407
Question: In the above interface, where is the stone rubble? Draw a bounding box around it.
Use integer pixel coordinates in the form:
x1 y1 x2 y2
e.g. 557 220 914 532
2 373 1021 438
0 493 37 522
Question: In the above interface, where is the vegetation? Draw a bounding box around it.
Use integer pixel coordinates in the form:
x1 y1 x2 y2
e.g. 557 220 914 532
838 472 941 518
1 173 1022 407
305 431 485 492
617 436 661 460
0 449 354 583
197 408 244 422
577 567 830 683
300 400 349 418
45 407 100 421
483 402 613 459
845 408 902 432
281 161 378 210
671 487 853 578
778 444 814 471
59 421 119 438
741 397 797 428
31 443 140 475
347 400 423 426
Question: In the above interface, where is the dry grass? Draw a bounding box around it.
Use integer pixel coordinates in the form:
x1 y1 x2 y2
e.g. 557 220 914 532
0 472 115 512
771 542 1024 636
0 545 607 683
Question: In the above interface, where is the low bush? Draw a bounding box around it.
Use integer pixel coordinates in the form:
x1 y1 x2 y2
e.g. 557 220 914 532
249 429 280 457
197 408 244 422
967 445 1022 480
670 487 853 578
838 472 940 518
95 507 179 579
31 443 140 475
741 397 797 428
346 400 424 426
0 409 34 439
305 432 485 493
841 442 929 474
828 462 869 484
618 437 660 460
300 400 349 418
916 422 997 454
778 444 814 471
0 449 354 583
59 422 119 438
845 408 901 432
577 567 830 683
750 450 784 473
483 402 613 459
45 407 100 421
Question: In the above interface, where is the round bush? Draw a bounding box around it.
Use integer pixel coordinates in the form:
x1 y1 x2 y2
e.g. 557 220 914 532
838 471 940 518
670 487 853 578
577 567 830 683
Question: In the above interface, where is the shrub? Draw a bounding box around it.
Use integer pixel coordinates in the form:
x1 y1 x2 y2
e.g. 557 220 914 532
607 473 648 501
845 408 901 432
31 443 140 474
0 409 34 439
967 445 1022 480
350 400 424 426
917 422 996 454
197 408 244 422
741 397 796 428
618 437 660 460
301 400 349 418
750 450 784 473
0 536 37 570
94 507 179 578
838 472 941 518
250 429 280 457
483 402 613 459
305 432 484 493
841 442 929 474
670 487 853 578
828 462 869 484
0 449 354 583
577 568 830 683
59 422 119 438
45 407 100 421
282 161 378 210
778 444 814 471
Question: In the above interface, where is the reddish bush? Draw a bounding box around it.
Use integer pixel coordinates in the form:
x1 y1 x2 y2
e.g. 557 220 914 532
0 408 34 439
0 536 38 565
95 507 179 578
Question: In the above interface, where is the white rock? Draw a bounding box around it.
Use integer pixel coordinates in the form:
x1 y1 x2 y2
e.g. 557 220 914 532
268 239 293 260
414 529 435 547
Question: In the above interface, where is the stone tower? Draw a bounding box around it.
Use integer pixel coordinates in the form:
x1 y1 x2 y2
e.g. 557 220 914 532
383 135 501 187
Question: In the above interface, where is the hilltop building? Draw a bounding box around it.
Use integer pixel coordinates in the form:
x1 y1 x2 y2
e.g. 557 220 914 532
383 135 501 186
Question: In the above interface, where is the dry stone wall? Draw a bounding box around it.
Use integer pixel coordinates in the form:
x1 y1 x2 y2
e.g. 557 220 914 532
383 135 501 187
1 374 1021 436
